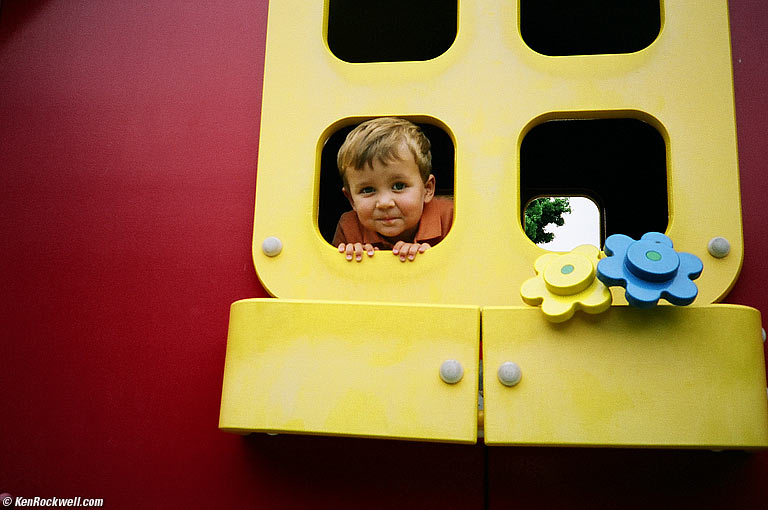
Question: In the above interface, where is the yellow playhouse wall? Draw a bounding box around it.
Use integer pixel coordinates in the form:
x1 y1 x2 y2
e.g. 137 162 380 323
251 1 742 307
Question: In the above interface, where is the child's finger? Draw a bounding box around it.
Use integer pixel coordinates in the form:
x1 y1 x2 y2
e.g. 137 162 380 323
418 243 430 253
344 243 355 261
363 243 375 256
398 243 413 261
354 242 364 261
392 240 406 255
405 243 420 261
399 244 410 261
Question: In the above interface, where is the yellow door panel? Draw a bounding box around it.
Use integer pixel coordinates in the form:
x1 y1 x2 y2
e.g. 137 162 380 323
220 299 480 443
482 305 768 448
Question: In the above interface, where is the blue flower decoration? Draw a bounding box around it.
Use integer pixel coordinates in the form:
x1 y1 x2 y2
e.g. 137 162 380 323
596 232 703 308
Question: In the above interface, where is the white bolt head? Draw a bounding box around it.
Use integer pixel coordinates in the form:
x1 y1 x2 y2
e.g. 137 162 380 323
498 362 522 387
707 237 730 258
762 328 766 343
262 236 283 257
439 360 464 384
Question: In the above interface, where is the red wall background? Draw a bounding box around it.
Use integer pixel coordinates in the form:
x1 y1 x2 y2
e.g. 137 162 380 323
1 1 766 508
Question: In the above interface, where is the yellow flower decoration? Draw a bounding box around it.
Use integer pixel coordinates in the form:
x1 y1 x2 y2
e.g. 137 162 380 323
520 245 612 323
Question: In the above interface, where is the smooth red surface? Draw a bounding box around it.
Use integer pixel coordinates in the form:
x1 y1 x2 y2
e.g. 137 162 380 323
1 1 766 509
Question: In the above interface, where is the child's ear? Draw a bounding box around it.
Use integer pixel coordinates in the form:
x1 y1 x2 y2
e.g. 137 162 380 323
342 187 356 209
423 174 436 203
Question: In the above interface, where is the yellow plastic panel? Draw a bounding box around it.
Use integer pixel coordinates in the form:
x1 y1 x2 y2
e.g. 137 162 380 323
482 305 768 448
219 299 480 443
252 1 743 306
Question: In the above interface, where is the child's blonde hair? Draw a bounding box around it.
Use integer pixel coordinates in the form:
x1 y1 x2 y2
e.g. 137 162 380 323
337 118 432 186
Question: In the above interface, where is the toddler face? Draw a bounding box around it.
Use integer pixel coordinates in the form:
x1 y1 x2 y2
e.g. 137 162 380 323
343 150 435 243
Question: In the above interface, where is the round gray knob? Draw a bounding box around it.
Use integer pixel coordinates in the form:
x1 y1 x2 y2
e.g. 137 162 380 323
439 360 464 384
498 362 522 387
262 236 283 257
707 237 730 258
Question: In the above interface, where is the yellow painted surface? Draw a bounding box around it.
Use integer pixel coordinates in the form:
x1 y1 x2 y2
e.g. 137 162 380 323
252 1 743 306
482 305 768 448
219 299 480 442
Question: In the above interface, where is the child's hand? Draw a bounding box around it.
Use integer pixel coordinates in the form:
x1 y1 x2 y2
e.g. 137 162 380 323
338 242 377 262
392 241 431 262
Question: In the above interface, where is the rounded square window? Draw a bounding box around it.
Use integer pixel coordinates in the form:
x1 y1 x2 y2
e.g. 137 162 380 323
318 118 455 245
520 117 668 245
326 0 458 63
520 0 661 56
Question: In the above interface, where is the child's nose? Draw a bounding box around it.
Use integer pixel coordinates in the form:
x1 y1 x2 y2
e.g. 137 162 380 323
375 193 395 208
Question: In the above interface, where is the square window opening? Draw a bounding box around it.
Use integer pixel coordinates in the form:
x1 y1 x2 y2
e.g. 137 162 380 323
520 118 668 247
520 0 661 56
326 0 458 63
318 119 455 245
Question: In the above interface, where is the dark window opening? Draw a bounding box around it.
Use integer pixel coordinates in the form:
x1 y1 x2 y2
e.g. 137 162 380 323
520 0 661 56
520 118 668 245
318 120 455 244
327 0 458 63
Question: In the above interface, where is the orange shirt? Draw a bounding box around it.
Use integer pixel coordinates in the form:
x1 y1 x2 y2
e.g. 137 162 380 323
332 196 454 249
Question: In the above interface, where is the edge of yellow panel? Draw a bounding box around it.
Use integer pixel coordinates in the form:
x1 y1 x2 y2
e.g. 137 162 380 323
481 304 768 449
219 298 480 444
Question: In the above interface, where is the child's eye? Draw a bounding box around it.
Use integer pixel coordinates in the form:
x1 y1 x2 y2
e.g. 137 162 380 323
359 186 375 194
392 182 407 191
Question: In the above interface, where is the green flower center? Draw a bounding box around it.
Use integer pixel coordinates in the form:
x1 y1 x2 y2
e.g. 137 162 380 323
645 250 662 261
